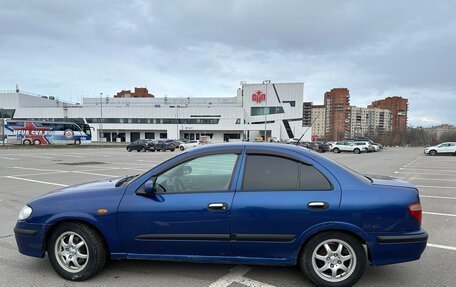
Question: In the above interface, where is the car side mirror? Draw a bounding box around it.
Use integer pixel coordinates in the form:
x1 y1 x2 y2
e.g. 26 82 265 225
143 180 156 194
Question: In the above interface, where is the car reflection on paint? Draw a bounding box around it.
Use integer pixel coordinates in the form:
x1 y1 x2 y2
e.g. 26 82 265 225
14 143 427 286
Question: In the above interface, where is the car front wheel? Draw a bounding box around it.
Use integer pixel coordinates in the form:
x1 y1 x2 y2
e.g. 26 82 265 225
47 222 107 281
180 146 185 151
333 148 340 153
429 150 437 156
354 148 360 154
300 232 366 287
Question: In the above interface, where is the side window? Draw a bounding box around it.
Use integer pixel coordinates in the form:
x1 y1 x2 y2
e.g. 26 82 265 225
300 165 332 190
154 154 238 193
242 155 299 191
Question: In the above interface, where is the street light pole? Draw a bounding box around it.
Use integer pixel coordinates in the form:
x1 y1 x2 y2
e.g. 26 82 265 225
100 93 103 149
176 105 179 139
262 80 271 142
1 108 4 147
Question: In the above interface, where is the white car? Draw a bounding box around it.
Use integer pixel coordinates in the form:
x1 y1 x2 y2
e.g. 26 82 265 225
331 141 369 154
179 140 201 151
424 142 456 156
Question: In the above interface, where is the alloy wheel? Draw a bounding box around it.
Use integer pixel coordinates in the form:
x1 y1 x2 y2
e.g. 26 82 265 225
311 239 356 283
54 231 89 273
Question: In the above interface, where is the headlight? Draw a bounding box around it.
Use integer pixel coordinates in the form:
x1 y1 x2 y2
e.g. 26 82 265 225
18 206 32 221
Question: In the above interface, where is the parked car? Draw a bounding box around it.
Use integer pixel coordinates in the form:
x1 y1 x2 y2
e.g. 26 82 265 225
126 139 154 152
14 143 427 286
179 140 201 151
151 139 176 152
424 142 456 156
331 141 370 154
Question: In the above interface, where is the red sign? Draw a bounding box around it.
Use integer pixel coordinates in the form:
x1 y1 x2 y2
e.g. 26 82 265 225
252 90 266 103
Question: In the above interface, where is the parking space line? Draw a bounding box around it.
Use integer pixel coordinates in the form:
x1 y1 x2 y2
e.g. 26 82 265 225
421 195 456 200
9 166 66 172
5 176 68 187
400 177 456 182
417 185 456 189
209 266 276 287
72 171 119 177
2 171 69 178
427 243 456 251
423 212 456 217
0 156 17 160
395 171 456 176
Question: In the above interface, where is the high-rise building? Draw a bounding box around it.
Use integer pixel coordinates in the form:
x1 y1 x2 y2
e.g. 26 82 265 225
311 105 326 139
302 102 312 127
369 96 408 132
114 87 154 98
348 106 392 139
324 88 350 140
369 96 408 144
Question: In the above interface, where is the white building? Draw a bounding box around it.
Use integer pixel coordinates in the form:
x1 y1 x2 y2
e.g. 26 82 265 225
0 82 310 143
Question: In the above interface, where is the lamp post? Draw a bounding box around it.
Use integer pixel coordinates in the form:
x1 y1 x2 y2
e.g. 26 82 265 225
100 93 103 148
262 80 271 142
1 108 4 147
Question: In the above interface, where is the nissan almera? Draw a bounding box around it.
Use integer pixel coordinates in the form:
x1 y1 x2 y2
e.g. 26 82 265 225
14 143 427 286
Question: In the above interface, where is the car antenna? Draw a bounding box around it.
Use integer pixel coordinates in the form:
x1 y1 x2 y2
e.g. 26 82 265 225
297 114 320 145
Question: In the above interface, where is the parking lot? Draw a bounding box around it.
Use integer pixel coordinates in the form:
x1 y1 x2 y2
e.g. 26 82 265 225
0 146 455 286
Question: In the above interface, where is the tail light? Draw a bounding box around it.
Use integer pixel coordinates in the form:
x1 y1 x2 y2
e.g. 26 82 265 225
408 202 422 225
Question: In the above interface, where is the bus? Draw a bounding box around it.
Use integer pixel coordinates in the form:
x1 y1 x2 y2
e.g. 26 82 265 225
3 120 92 145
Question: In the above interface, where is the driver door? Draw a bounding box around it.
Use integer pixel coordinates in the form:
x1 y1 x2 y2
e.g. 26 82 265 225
117 152 240 257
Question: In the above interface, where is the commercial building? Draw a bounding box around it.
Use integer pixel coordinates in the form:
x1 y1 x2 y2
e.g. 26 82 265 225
0 82 310 143
324 88 350 140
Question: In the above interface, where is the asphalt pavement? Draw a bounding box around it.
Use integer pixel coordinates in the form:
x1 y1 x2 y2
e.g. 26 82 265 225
0 146 455 287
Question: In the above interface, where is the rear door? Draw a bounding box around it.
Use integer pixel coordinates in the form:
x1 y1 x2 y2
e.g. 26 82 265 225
231 148 341 259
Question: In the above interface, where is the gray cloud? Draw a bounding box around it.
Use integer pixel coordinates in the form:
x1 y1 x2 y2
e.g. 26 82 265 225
1 0 455 126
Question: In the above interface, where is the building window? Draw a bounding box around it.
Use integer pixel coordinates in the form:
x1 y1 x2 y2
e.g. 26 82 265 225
235 118 241 124
145 132 155 139
251 106 285 116
160 132 167 139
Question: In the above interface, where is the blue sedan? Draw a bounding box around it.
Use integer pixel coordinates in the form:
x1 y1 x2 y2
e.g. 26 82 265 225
14 143 427 286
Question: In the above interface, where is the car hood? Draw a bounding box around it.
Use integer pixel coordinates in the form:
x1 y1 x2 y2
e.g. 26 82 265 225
41 177 123 199
365 174 416 189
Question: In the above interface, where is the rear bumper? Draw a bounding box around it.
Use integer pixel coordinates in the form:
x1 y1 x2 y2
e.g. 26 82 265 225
369 229 428 266
14 221 49 258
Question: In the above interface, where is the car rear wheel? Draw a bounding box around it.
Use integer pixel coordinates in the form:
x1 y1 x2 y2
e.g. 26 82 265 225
180 146 185 151
47 222 107 281
354 148 360 154
170 148 175 152
429 150 437 156
300 232 366 287
333 148 340 153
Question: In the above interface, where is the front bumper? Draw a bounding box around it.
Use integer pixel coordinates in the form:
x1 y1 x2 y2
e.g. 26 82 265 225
14 221 49 258
369 229 428 266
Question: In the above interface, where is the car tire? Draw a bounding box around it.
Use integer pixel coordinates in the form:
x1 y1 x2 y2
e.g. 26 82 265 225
300 231 366 287
74 140 81 145
33 139 42 145
354 148 360 154
136 149 141 152
127 147 131 152
47 222 107 281
23 139 32 145
170 148 175 152
429 150 437 156
333 148 340 154
180 146 185 151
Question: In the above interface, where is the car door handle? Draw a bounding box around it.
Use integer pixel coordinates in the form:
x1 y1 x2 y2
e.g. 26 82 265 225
208 202 228 212
307 201 329 210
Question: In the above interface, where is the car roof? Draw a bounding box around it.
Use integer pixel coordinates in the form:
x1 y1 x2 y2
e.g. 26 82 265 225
185 142 312 155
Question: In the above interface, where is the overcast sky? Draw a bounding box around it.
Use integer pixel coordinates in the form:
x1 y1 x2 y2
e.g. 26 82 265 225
1 0 455 127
